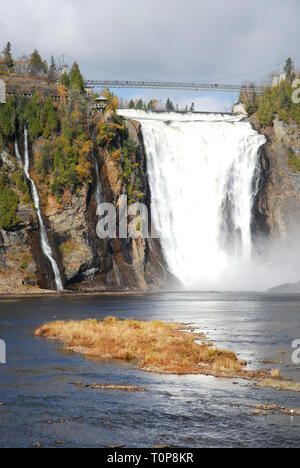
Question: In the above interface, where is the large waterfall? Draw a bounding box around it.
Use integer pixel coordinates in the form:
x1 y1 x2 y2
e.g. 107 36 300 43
19 129 63 291
119 110 266 289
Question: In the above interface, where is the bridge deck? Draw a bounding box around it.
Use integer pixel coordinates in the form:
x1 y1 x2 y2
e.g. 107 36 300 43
85 80 263 93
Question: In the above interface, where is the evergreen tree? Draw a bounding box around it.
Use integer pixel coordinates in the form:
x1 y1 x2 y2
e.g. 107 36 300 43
136 99 144 110
29 49 47 75
0 175 20 229
61 72 70 88
2 42 14 72
69 62 85 93
24 93 43 139
42 96 59 138
48 56 57 82
190 102 195 112
166 98 174 111
0 97 16 138
284 58 294 78
129 99 135 109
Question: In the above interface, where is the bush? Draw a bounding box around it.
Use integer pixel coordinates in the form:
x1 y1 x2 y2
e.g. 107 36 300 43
0 174 20 229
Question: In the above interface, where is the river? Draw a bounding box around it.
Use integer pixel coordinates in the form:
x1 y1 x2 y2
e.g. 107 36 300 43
0 292 299 448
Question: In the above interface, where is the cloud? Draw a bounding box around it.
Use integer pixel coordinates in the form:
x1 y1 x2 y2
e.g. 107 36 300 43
0 0 299 110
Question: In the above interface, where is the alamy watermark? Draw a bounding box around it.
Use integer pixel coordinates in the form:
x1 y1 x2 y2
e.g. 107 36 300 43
96 195 159 240
0 340 6 364
291 340 300 364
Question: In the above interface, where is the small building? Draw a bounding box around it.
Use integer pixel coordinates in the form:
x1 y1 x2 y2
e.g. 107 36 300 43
272 73 287 88
86 87 94 97
233 103 248 115
60 64 69 76
93 96 108 110
0 78 6 104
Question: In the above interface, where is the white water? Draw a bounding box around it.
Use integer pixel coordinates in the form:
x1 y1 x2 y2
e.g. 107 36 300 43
14 141 23 165
118 110 266 289
21 129 63 291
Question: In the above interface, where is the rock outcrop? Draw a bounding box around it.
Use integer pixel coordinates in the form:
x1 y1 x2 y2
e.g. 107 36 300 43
35 117 167 291
251 116 300 240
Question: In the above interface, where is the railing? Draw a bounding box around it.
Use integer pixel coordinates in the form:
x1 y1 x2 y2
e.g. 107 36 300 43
85 79 264 93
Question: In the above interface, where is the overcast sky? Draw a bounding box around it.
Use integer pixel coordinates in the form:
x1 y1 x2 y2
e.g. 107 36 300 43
1 0 299 110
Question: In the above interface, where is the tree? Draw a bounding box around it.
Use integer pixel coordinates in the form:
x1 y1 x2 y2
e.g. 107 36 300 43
24 93 43 139
0 97 16 138
136 99 144 110
29 49 47 76
2 42 14 72
166 98 174 111
42 96 59 138
147 99 157 110
69 62 85 93
14 55 30 75
48 56 57 82
190 102 195 112
284 58 294 78
129 99 135 109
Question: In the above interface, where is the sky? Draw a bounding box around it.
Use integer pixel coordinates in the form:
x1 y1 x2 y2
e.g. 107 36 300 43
0 0 299 111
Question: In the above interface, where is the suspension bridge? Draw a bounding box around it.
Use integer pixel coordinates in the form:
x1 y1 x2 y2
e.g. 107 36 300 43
84 79 264 93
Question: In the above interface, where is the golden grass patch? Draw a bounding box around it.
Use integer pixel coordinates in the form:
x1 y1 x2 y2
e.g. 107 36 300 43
35 317 262 379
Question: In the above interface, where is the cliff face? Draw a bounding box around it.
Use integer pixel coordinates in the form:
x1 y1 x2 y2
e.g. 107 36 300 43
42 119 167 291
0 116 167 293
251 116 300 241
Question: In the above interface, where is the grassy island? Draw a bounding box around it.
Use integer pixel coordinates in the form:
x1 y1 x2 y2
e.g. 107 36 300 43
35 317 264 379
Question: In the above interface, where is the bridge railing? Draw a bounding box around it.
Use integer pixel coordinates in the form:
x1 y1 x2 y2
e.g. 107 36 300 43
85 80 264 93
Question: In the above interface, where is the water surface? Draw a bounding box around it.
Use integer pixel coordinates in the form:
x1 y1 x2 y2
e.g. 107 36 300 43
0 292 300 448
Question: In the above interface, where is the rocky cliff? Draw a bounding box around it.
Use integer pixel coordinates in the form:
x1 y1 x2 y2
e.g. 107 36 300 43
0 113 168 293
251 116 300 242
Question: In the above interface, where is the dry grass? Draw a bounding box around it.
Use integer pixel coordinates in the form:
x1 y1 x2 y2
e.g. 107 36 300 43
270 368 283 379
35 317 258 378
256 378 300 393
73 382 147 392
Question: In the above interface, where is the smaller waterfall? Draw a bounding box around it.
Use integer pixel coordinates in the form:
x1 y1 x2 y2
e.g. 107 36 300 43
14 141 23 165
93 149 102 206
21 129 63 291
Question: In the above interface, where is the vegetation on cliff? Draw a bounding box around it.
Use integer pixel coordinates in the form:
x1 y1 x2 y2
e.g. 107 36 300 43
240 59 300 126
240 58 300 173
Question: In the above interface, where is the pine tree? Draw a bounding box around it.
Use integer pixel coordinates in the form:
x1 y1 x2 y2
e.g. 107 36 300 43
69 62 85 93
48 56 57 82
29 49 45 76
0 97 16 137
136 99 144 110
42 96 59 138
166 98 174 111
61 72 70 88
284 58 294 78
129 99 135 109
2 42 14 72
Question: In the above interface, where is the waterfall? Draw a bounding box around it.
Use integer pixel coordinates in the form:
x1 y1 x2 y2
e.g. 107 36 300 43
14 141 23 165
93 149 102 206
20 129 63 291
118 110 266 289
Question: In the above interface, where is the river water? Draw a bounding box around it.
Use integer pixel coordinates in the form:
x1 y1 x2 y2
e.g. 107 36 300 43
0 292 300 448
